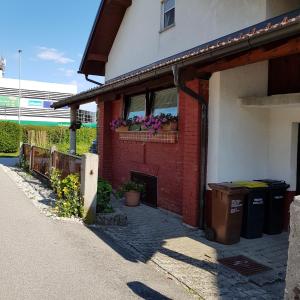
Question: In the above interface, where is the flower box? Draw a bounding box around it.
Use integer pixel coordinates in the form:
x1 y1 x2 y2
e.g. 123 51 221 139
161 121 178 131
115 126 129 132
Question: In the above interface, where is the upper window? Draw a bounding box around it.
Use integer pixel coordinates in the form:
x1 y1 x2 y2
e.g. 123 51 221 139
162 0 175 30
153 88 177 116
127 94 146 119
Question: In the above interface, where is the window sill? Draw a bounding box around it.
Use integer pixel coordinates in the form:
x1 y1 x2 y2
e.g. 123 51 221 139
159 23 175 33
119 130 178 144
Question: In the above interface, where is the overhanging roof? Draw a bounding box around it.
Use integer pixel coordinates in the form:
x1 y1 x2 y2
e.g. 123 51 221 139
79 0 132 76
53 9 300 109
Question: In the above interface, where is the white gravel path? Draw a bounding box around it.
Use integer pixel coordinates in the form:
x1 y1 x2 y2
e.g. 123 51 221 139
1 164 83 224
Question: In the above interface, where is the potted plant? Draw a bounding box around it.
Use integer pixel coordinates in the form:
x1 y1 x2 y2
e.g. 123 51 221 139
117 180 144 207
128 116 143 131
110 118 128 132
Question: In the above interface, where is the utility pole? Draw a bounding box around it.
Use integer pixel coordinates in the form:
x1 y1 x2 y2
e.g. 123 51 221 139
18 49 22 124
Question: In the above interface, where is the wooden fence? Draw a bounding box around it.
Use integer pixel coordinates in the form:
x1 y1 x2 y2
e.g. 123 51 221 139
21 143 81 179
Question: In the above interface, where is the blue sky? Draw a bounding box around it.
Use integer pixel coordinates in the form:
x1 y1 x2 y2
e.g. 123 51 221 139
0 0 102 109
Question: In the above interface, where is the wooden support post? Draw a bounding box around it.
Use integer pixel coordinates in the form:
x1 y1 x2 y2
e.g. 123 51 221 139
70 106 78 155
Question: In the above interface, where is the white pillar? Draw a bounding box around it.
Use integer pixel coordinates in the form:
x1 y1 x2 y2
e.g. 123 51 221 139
70 106 78 154
81 153 99 224
285 196 300 299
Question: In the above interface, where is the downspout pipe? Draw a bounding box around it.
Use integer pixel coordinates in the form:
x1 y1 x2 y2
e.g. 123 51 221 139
172 65 210 229
85 74 103 86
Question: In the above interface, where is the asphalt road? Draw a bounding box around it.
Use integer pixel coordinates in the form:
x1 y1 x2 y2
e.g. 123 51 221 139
0 167 193 300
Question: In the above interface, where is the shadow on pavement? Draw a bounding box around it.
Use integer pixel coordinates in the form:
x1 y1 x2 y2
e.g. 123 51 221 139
127 281 172 300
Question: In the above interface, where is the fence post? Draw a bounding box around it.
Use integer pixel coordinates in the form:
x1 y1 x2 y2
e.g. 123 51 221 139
80 153 99 224
50 146 57 170
29 145 34 171
19 143 24 166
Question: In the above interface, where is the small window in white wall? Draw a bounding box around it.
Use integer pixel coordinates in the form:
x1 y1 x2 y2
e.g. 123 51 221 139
161 0 175 30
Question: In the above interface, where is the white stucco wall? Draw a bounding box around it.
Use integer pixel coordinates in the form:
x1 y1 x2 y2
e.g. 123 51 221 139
105 0 299 80
268 108 300 190
207 61 269 184
207 61 300 190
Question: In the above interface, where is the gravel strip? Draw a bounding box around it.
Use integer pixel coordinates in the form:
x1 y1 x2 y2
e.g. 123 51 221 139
1 164 83 224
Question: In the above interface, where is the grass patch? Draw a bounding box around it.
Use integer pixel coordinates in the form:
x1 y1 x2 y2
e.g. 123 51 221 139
55 142 91 156
0 152 19 157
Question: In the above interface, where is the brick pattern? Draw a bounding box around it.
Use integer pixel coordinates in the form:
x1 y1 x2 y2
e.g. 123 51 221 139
118 131 178 143
97 79 209 225
180 79 209 227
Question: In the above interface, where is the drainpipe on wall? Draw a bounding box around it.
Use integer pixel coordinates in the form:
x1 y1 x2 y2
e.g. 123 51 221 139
84 74 103 86
172 65 211 229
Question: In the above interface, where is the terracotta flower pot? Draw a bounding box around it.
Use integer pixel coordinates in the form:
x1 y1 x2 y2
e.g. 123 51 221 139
125 191 140 207
161 121 178 131
116 126 129 132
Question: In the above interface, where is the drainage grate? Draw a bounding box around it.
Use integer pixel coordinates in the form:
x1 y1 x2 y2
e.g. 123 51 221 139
218 255 271 276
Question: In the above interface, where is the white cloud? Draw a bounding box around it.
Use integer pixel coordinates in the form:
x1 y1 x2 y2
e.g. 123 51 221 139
58 67 75 77
37 47 74 64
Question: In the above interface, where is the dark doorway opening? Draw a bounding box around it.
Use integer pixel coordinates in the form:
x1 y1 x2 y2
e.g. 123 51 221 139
131 172 158 207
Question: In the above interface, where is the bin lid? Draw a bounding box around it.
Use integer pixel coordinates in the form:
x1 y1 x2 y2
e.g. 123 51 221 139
233 181 268 189
255 179 290 189
208 182 248 194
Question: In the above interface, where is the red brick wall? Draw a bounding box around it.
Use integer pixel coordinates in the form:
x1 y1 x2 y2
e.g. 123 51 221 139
97 79 208 226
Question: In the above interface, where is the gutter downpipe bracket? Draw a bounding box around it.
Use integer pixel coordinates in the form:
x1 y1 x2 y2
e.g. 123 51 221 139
172 65 210 229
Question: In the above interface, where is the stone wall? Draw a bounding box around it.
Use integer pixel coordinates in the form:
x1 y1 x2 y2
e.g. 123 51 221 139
285 196 300 299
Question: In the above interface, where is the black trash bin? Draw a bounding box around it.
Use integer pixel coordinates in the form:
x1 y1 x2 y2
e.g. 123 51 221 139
233 181 268 239
256 179 289 235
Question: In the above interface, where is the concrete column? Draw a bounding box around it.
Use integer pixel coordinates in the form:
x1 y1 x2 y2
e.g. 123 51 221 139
285 196 300 299
81 153 99 224
70 106 78 155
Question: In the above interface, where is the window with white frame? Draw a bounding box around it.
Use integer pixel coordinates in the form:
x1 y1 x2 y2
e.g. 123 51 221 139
161 0 175 30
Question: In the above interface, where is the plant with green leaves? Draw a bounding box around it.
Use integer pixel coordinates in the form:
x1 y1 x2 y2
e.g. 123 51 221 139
50 168 62 195
97 179 113 213
116 180 144 198
19 156 29 172
54 173 83 218
0 121 21 153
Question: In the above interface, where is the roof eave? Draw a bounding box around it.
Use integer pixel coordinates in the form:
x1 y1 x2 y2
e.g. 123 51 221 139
52 19 300 109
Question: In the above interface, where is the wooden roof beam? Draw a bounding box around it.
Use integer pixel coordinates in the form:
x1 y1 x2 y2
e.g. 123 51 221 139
198 36 300 74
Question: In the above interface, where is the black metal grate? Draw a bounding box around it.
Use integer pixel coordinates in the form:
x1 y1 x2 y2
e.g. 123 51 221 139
218 255 271 276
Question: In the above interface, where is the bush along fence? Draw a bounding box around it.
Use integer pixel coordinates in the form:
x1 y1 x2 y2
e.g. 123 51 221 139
20 143 99 223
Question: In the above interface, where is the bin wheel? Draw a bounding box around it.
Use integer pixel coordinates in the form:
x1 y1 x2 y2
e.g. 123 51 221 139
205 227 216 241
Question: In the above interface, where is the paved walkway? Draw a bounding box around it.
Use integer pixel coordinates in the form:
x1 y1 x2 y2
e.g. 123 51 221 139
103 198 289 299
0 166 194 300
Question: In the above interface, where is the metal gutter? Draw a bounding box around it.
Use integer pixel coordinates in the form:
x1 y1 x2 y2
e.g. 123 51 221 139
52 19 300 109
172 65 210 229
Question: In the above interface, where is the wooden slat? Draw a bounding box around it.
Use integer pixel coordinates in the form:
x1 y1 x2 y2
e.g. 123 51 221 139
198 36 300 74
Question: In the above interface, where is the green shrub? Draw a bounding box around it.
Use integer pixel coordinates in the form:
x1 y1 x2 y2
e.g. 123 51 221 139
50 169 83 218
21 125 96 155
0 121 21 153
97 179 113 213
50 168 62 195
